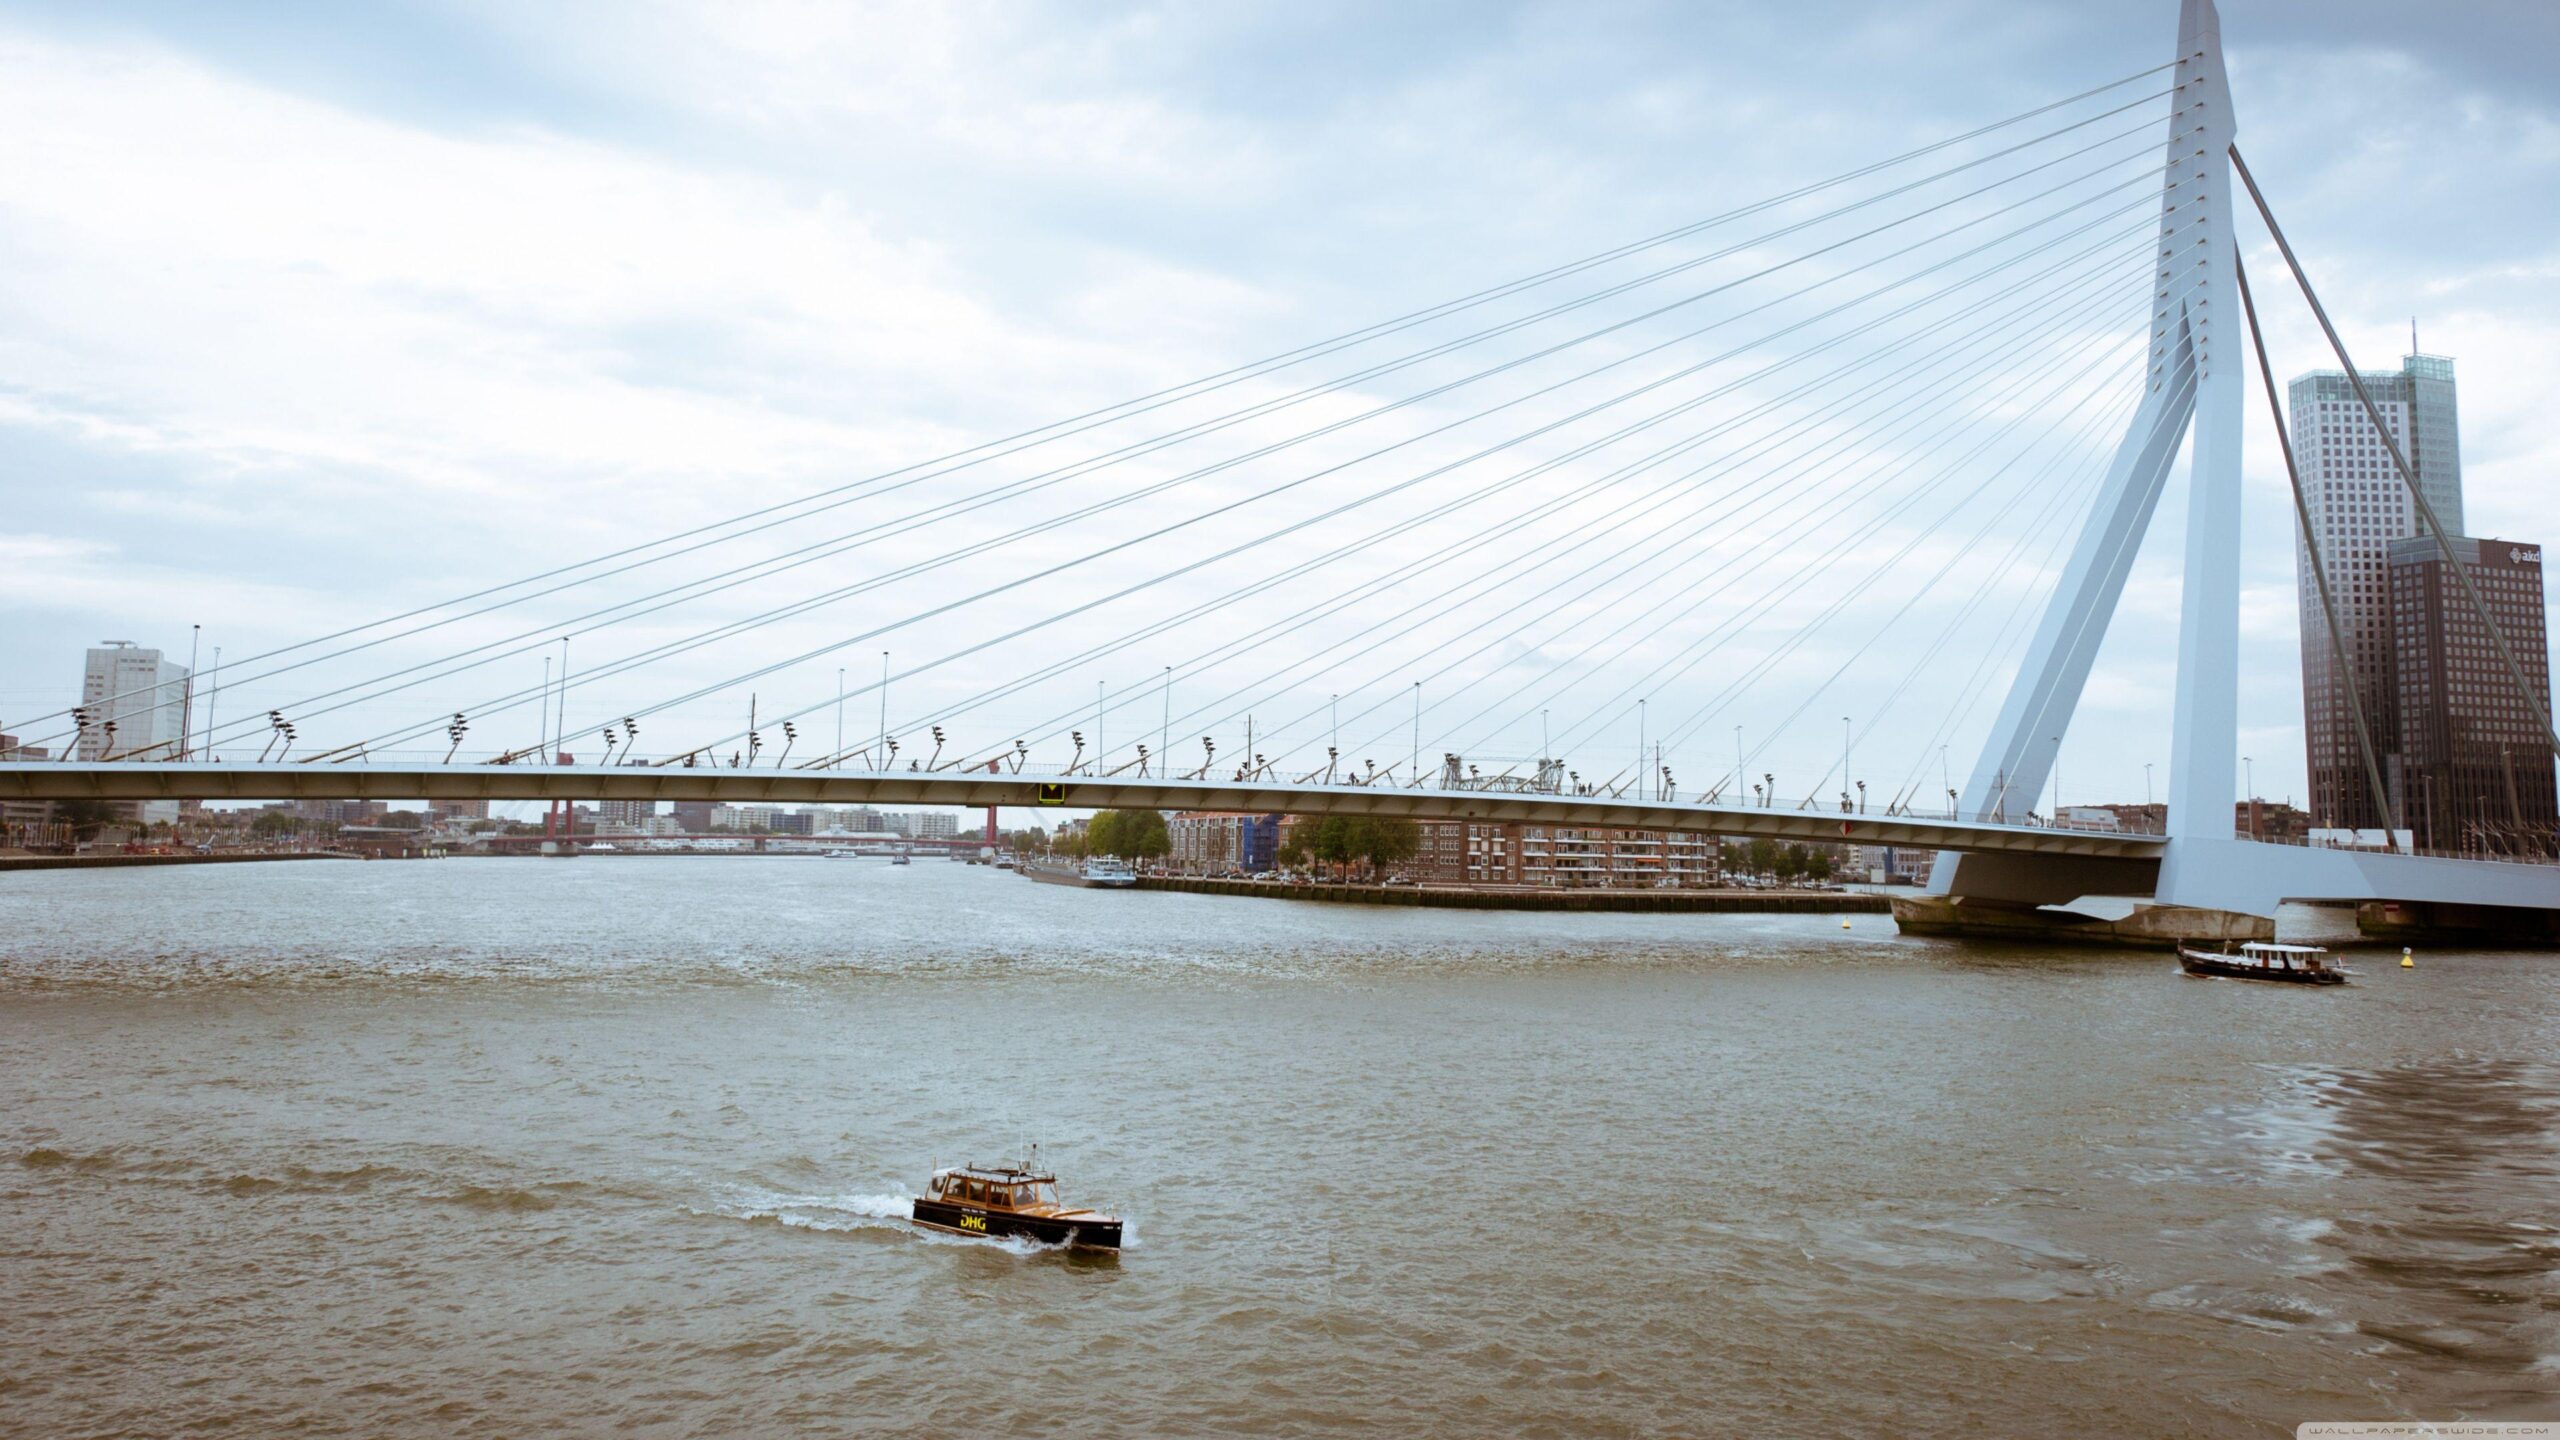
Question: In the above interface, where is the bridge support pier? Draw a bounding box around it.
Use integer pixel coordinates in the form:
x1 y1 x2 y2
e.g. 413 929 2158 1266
1889 895 2272 948
2355 900 2560 949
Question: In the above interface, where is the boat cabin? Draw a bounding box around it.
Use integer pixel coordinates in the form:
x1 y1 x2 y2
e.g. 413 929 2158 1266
2234 942 2332 973
929 1165 1063 1212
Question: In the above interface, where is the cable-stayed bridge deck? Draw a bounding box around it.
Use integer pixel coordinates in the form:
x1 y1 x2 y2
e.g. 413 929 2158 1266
14 762 2550 916
5 761 2152 862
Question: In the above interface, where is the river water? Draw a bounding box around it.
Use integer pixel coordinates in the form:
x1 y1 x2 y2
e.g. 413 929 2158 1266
3 857 2555 1437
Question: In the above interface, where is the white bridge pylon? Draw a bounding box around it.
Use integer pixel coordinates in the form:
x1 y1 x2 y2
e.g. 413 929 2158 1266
1923 0 2556 920
1921 0 2466 920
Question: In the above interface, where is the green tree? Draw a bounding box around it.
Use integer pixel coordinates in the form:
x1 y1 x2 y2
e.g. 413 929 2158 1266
250 809 301 837
1087 809 1170 859
1805 850 1834 881
1349 816 1420 874
54 797 121 841
1746 837 1779 877
1773 844 1805 882
1301 815 1354 879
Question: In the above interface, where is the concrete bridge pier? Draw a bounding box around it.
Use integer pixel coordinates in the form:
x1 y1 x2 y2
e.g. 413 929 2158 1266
1889 894 2271 947
1893 846 2273 946
2355 900 2560 948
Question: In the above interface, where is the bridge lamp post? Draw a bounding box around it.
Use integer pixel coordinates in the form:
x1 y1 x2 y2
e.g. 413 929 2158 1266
1637 698 1647 800
1763 773 1773 809
554 637 571 765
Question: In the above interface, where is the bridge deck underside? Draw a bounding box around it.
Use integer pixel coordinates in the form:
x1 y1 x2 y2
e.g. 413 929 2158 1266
3 763 2155 862
12 765 2549 912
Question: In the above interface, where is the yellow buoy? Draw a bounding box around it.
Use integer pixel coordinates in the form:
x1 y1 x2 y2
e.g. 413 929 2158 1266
2401 947 2415 969
1841 918 1852 930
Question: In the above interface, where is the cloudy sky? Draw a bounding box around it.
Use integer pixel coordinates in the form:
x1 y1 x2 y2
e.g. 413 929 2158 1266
1 0 2554 815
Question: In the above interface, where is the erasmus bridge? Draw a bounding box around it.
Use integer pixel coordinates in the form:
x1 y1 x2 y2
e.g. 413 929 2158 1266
6 0 2555 943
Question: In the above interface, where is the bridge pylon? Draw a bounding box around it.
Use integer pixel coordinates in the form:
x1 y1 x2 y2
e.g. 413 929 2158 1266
1906 0 2560 942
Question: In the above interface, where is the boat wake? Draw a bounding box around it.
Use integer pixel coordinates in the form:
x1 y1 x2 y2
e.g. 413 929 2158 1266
707 1185 1088 1255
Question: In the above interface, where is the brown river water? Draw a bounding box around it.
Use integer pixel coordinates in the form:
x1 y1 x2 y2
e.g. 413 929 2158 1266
4 857 2556 1437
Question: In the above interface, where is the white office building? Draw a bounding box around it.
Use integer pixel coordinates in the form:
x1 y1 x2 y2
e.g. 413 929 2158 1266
2289 351 2462 831
78 642 191 763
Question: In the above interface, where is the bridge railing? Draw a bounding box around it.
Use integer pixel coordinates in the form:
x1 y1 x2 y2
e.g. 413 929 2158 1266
24 751 2556 866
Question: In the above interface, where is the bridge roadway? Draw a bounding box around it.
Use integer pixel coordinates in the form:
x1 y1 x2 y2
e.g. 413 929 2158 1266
14 762 2558 923
3 761 2155 863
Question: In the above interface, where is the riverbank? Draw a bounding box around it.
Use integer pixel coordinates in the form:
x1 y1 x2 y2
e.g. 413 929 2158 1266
1132 875 1889 912
0 851 354 872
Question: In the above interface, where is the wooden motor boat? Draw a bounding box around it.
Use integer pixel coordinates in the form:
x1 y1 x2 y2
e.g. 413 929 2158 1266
910 1159 1122 1250
2176 940 2349 985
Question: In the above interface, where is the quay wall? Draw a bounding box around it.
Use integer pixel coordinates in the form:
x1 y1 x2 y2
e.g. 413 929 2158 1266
0 851 358 872
1129 876 1889 913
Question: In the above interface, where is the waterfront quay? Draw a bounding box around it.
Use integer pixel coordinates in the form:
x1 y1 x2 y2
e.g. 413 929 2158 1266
1130 874 1888 913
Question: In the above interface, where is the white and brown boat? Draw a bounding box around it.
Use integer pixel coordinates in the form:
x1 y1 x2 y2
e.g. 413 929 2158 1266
910 1159 1122 1250
2175 940 2350 985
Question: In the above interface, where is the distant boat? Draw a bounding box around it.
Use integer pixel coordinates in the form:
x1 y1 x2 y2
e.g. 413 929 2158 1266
822 847 860 858
2176 940 2349 985
891 850 911 866
1080 857 1137 887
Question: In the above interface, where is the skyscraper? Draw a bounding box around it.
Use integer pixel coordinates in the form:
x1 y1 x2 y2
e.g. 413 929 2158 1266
595 799 656 827
2289 352 2461 830
2388 537 2555 854
77 642 191 763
